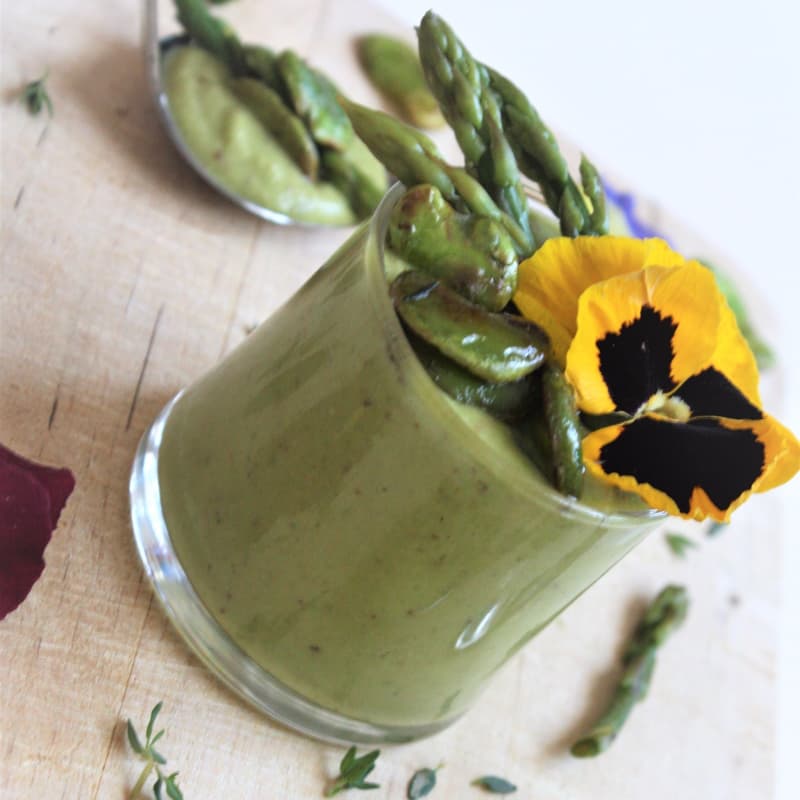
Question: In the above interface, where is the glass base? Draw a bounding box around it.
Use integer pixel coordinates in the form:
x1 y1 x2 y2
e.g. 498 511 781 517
129 393 460 744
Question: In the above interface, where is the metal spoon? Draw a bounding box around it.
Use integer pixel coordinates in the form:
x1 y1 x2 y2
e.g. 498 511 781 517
143 0 302 225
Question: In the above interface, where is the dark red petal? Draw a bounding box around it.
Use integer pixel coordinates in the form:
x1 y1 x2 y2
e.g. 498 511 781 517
0 445 75 620
0 445 75 527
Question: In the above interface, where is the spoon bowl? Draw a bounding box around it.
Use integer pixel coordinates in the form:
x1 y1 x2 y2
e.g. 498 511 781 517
143 0 317 226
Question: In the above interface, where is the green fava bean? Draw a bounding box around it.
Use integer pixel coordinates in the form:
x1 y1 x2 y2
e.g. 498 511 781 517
356 34 446 130
242 44 281 91
408 332 537 420
276 51 353 151
391 269 546 383
388 184 518 311
230 77 320 179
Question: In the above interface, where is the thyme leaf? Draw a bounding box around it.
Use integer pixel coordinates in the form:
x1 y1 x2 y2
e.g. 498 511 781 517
664 532 697 558
471 775 517 794
407 764 442 798
324 746 380 796
21 73 53 117
707 521 728 537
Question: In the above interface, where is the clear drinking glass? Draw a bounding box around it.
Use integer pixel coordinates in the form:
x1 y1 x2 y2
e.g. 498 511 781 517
130 185 663 744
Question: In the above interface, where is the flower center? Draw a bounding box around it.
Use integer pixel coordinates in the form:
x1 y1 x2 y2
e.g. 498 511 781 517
639 391 691 422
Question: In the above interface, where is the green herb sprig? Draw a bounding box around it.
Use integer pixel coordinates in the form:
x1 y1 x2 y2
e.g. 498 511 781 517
20 72 53 117
325 746 380 796
126 702 184 800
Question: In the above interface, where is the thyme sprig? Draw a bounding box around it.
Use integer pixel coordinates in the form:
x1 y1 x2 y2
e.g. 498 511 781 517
126 702 184 800
324 746 380 796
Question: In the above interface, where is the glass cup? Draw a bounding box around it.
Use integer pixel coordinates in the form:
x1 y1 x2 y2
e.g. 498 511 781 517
130 185 663 744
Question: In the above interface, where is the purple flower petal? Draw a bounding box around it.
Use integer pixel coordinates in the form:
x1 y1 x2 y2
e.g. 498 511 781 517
602 178 672 244
0 444 75 620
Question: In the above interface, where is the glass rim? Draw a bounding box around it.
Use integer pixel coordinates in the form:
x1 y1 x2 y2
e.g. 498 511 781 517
363 182 666 527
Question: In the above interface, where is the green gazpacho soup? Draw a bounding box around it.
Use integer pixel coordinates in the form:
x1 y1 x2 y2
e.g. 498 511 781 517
156 192 658 729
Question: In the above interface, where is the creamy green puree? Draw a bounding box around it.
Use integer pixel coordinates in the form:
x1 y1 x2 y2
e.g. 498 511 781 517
157 202 657 730
163 46 357 226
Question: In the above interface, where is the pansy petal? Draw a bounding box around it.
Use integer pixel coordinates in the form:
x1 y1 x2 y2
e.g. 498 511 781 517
710 291 761 406
719 415 800 493
567 277 676 414
566 264 722 414
674 366 761 420
581 414 788 522
514 236 686 364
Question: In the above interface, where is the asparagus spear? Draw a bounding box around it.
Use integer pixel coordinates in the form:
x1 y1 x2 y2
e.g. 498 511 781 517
484 65 607 236
571 585 689 757
541 364 584 498
174 0 246 75
356 34 446 130
417 12 535 255
340 98 530 253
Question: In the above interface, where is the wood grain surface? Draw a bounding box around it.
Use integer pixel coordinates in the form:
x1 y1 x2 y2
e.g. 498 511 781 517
1 1 782 798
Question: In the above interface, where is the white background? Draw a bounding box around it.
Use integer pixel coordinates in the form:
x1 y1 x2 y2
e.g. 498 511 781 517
374 1 799 796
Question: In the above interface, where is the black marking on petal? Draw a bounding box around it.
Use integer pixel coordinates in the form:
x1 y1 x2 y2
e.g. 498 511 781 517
599 416 764 513
675 367 762 420
597 305 677 414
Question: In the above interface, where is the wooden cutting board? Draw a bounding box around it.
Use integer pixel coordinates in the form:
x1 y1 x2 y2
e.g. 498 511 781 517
0 1 781 797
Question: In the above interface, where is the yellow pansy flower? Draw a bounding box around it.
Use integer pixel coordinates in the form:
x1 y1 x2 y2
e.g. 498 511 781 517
514 237 800 521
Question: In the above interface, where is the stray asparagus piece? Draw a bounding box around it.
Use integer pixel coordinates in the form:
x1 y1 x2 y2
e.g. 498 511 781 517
356 34 446 130
571 585 689 757
174 0 245 74
417 12 535 255
231 77 320 178
388 184 518 311
541 364 584 498
408 332 537 420
391 269 546 383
